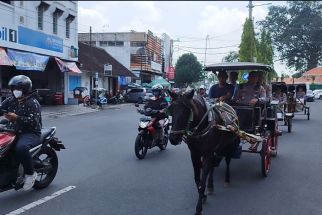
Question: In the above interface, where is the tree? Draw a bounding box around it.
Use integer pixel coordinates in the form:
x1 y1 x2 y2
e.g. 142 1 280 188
222 51 239 62
238 18 258 83
239 18 258 62
256 29 277 80
174 53 203 87
259 1 322 73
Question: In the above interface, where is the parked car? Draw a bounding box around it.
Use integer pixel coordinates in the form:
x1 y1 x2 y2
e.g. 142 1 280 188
313 89 322 99
305 90 315 102
124 88 153 103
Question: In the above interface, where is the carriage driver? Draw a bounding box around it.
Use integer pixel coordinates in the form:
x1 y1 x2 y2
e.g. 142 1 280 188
236 71 266 105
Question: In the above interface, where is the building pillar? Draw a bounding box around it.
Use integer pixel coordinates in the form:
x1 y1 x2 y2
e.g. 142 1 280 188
64 72 69 104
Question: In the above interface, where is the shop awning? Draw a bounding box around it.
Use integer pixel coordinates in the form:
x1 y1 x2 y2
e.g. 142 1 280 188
0 48 13 66
7 49 49 71
55 57 82 74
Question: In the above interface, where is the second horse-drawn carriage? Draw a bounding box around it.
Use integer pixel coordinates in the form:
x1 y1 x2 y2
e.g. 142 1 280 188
286 83 310 120
271 82 294 132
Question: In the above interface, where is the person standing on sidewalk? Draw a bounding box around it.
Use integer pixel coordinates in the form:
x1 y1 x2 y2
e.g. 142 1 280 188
1 75 42 191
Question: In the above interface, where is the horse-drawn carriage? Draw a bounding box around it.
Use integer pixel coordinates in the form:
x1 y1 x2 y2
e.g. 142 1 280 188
286 83 310 120
271 82 294 132
166 62 281 215
205 62 281 175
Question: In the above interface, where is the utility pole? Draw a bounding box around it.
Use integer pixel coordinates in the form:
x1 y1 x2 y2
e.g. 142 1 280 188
248 0 254 21
203 35 209 87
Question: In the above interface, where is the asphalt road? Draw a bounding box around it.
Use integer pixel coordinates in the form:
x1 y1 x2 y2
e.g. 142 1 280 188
1 101 322 215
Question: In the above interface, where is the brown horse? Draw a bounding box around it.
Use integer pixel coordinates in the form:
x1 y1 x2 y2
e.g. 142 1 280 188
166 89 239 215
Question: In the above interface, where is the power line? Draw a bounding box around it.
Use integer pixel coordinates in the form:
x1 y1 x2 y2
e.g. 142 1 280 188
174 44 239 50
175 47 235 56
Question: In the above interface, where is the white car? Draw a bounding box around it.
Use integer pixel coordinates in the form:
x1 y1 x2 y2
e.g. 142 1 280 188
313 89 322 99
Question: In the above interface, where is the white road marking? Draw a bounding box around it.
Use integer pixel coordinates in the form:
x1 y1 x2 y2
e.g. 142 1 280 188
6 186 76 215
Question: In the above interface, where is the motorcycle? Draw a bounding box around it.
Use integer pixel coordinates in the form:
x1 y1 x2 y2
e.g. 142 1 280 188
0 118 65 192
109 93 125 105
134 104 169 159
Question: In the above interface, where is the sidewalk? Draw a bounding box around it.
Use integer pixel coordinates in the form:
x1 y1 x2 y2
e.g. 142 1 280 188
42 103 130 119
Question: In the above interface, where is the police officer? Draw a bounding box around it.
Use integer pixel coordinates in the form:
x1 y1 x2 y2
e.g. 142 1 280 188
236 71 266 105
1 75 42 191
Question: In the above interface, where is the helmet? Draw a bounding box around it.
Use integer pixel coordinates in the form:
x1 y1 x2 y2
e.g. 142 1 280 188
151 84 163 92
199 85 205 90
8 75 32 94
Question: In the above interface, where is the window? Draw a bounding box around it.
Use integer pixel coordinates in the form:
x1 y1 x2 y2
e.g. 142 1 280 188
38 5 44 30
108 41 115 46
99 41 108 47
66 18 70 38
131 41 145 47
53 12 58 34
115 41 124 46
108 41 124 46
90 41 96 47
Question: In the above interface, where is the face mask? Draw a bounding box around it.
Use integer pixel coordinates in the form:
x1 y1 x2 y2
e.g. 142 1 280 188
13 90 23 98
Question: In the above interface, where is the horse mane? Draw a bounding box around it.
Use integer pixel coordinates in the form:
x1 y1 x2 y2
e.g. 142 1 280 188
188 95 208 132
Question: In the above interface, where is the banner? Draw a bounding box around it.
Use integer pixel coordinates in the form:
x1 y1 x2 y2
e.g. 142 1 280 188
0 47 13 66
18 26 63 53
7 49 49 71
55 57 82 74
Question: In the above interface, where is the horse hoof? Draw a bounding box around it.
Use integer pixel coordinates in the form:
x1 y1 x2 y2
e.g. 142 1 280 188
224 182 230 187
207 187 214 195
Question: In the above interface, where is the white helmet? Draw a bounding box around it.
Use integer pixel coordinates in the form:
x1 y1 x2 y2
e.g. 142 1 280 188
152 84 163 91
199 85 205 90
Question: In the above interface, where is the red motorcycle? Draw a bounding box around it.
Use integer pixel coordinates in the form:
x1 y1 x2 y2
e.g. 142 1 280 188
134 104 169 159
0 119 65 192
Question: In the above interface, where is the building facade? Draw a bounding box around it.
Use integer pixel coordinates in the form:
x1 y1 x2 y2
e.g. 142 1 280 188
0 1 79 104
78 30 173 84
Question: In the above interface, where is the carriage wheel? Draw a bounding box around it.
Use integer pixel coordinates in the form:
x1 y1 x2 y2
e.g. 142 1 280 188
287 118 292 133
261 131 272 177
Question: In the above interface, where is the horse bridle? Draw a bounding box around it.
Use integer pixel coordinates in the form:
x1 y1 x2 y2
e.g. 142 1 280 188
167 99 215 138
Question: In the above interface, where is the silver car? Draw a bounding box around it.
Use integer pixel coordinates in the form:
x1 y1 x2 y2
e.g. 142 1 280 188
124 88 153 103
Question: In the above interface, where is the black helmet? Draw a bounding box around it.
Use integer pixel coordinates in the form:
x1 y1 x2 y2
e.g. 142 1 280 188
8 75 32 94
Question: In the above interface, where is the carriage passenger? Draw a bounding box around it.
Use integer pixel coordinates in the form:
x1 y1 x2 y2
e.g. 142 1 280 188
236 71 266 105
296 86 306 98
257 72 272 101
272 88 287 104
208 71 233 102
229 71 239 101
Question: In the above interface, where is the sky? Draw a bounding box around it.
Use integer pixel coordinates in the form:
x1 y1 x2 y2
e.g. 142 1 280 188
78 1 291 76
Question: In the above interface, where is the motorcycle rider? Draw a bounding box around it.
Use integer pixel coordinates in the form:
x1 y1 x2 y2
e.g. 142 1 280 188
1 75 42 191
140 84 168 142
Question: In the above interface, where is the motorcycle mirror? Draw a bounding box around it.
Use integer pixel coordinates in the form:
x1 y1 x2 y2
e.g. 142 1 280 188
135 103 139 107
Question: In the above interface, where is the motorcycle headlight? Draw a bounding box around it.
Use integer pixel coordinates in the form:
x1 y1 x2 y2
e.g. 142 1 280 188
139 121 149 128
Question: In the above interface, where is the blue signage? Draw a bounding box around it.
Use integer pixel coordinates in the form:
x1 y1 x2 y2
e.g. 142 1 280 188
18 26 63 53
242 72 249 80
7 49 49 71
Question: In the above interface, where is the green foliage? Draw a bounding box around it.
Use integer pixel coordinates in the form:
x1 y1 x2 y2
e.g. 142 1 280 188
222 51 239 62
259 1 322 73
256 30 277 80
174 53 203 87
239 18 258 63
